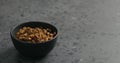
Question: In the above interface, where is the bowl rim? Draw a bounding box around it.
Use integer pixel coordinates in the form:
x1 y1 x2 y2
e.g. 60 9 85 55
10 21 59 44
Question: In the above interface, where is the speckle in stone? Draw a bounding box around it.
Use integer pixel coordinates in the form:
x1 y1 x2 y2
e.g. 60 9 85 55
18 6 21 9
83 44 87 47
81 14 88 18
87 34 91 37
71 17 77 20
63 11 68 14
98 62 104 63
93 32 97 34
89 56 96 62
0 16 4 19
99 48 103 51
56 42 61 47
91 57 96 62
76 37 80 40
72 46 77 49
59 36 63 39
72 47 78 52
73 42 78 46
91 35 95 39
20 14 24 17
61 59 67 63
107 33 115 36
80 59 84 62
62 44 67 48
55 6 59 9
68 52 74 55
50 22 57 25
100 32 106 36
33 11 37 13
72 59 80 63
7 15 10 18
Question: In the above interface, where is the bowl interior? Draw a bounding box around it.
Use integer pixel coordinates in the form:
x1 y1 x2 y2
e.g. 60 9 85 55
11 21 58 43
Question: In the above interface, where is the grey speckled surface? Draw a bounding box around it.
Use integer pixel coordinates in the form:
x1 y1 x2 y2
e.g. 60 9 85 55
0 0 120 63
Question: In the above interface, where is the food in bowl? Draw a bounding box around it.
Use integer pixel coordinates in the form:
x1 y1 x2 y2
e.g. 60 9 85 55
16 26 56 43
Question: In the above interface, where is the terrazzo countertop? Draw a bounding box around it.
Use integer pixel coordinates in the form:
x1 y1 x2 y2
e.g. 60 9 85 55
0 0 120 63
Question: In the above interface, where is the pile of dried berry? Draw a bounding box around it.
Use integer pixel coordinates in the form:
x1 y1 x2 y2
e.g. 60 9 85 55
16 27 56 43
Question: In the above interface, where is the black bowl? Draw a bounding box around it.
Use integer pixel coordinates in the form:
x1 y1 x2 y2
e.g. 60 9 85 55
10 21 58 58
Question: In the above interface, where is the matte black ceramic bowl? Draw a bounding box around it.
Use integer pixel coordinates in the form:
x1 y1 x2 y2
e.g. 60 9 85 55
10 21 58 58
